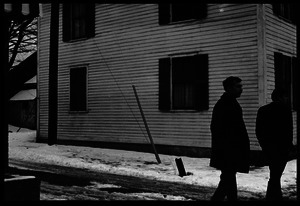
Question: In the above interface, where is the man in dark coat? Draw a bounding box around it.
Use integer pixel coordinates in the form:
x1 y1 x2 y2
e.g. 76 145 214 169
256 88 294 201
210 76 250 201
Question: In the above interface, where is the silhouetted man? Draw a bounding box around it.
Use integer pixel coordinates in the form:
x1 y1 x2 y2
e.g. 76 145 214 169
210 76 250 201
256 88 294 201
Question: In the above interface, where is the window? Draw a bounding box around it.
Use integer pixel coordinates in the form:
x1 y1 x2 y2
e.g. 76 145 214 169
159 4 207 25
274 52 298 110
159 54 208 111
63 3 95 42
69 67 87 112
272 4 296 23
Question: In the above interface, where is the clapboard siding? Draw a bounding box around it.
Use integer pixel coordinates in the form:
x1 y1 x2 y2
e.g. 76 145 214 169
264 4 297 144
37 4 51 141
38 4 273 150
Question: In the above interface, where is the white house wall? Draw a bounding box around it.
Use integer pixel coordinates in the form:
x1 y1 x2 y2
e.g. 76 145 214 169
37 4 51 142
38 4 270 150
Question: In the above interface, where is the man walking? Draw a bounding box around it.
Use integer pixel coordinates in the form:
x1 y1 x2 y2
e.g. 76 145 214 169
210 76 250 201
256 88 294 200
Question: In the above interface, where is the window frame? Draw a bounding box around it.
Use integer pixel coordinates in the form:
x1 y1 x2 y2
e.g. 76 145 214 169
274 52 297 110
159 54 209 112
172 56 198 110
158 3 207 25
63 3 95 42
69 65 88 113
272 3 296 24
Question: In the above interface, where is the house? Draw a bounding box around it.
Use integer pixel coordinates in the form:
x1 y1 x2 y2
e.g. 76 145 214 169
8 52 37 130
9 76 37 130
37 4 298 162
8 51 37 100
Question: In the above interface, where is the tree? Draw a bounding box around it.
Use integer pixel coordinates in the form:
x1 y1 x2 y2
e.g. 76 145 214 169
8 16 37 70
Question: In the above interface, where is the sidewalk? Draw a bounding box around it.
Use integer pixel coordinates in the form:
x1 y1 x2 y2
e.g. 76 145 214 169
8 125 297 200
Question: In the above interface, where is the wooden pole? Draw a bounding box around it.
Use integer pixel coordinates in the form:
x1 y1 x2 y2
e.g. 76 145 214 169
0 8 10 175
132 85 161 164
48 3 59 145
296 7 300 201
175 158 187 177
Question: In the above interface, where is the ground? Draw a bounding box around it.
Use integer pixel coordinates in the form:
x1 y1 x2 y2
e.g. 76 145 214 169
8 125 297 201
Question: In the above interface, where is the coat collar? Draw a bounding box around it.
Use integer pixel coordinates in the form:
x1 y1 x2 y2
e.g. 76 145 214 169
221 92 237 100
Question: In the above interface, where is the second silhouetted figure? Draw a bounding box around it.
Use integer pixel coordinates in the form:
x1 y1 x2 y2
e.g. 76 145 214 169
256 88 294 201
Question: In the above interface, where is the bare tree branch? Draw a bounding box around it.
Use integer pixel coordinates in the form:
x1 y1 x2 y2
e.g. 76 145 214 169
9 17 37 69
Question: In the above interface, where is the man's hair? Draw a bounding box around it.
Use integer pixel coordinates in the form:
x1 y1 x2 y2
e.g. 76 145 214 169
271 88 287 102
222 76 242 91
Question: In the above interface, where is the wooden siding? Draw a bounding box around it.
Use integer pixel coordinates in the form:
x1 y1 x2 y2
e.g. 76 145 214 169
37 4 51 141
38 4 264 150
264 4 297 144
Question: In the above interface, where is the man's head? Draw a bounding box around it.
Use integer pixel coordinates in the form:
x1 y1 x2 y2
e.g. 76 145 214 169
223 76 243 98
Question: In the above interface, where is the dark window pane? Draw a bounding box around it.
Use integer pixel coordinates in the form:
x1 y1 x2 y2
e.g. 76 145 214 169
194 54 209 110
63 4 71 42
158 4 170 25
159 4 207 25
185 84 196 108
173 83 185 109
159 54 208 111
274 52 292 107
70 67 87 111
173 83 196 109
171 4 195 22
63 3 95 42
172 56 196 109
273 4 295 23
172 54 208 110
71 4 87 39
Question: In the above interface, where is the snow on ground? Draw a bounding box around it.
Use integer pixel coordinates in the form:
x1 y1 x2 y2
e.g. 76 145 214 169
8 125 297 200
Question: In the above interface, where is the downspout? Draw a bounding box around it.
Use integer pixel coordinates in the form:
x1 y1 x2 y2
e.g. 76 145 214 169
257 4 267 107
36 11 41 141
255 4 267 163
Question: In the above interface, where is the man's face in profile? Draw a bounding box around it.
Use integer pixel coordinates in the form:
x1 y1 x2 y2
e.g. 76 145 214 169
227 81 243 98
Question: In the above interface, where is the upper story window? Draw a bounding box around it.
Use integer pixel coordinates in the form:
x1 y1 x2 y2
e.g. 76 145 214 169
158 4 207 25
274 52 298 110
272 4 296 24
159 54 209 111
63 3 95 42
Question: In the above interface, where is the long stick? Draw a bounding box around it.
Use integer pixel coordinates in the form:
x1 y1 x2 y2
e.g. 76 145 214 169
132 85 161 164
